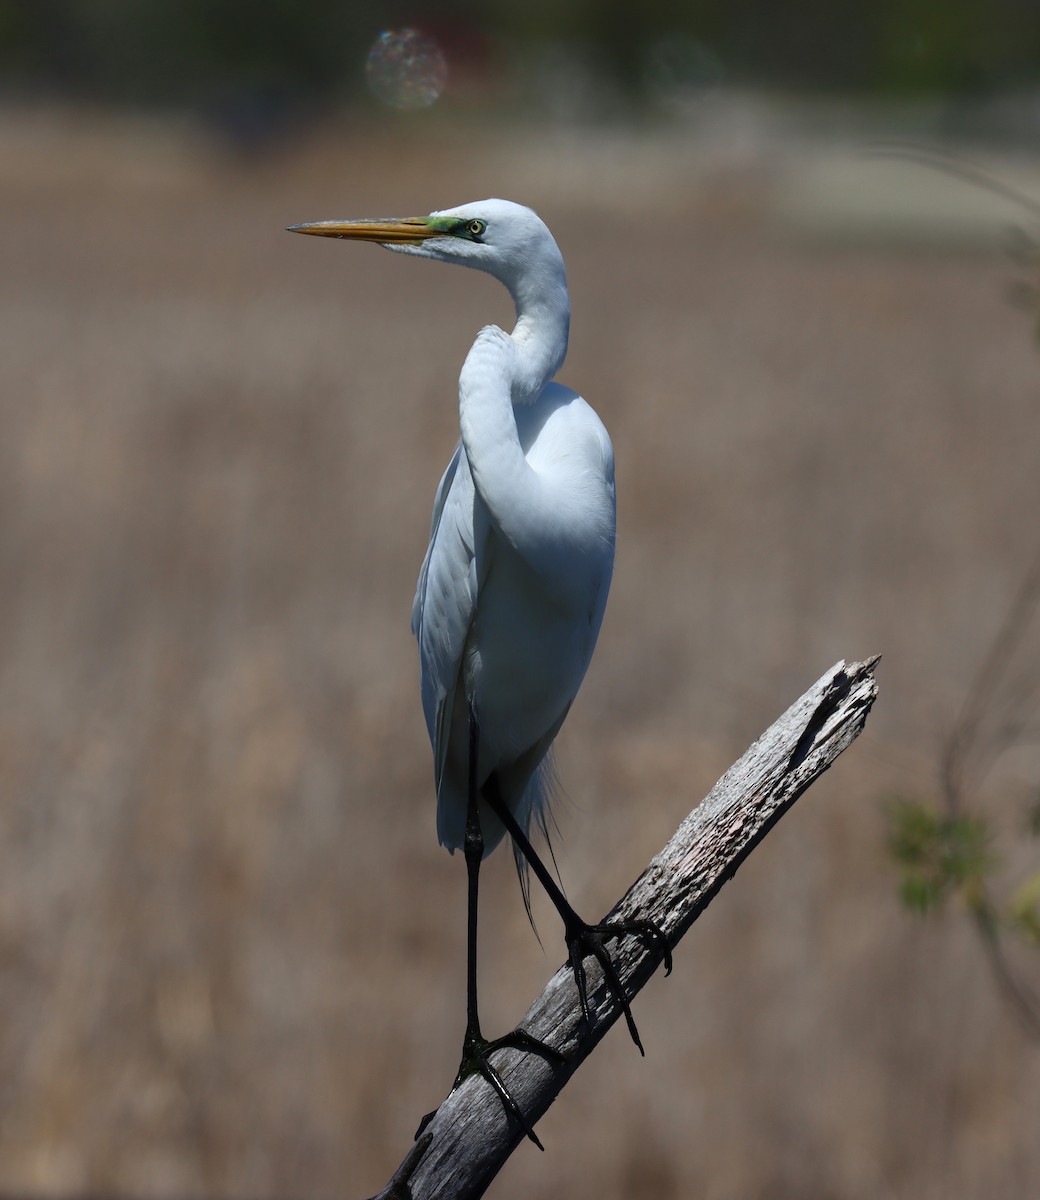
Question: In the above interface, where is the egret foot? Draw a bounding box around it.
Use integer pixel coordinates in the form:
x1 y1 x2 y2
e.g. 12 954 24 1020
416 711 567 1149
564 914 672 1054
416 1026 565 1150
480 773 672 1054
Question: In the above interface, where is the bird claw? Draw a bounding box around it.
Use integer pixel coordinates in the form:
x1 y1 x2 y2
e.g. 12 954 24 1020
565 916 671 1053
416 1026 565 1151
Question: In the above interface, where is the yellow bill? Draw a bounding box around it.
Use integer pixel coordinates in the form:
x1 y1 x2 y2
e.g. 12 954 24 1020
287 216 444 244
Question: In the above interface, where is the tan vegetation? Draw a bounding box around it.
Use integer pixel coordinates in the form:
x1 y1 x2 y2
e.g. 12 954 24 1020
1 110 1038 1198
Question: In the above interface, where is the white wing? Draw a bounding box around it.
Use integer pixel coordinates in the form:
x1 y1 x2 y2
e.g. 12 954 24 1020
411 443 486 809
411 440 462 641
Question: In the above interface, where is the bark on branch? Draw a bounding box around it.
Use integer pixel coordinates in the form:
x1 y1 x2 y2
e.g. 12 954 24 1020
369 656 880 1200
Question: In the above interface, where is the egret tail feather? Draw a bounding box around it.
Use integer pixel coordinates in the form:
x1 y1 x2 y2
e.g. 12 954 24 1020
510 754 564 935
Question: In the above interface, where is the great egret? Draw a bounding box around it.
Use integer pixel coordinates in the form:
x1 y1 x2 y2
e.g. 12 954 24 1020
289 200 670 1147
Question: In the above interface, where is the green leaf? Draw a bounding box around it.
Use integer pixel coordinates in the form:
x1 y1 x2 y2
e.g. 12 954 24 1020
887 797 994 916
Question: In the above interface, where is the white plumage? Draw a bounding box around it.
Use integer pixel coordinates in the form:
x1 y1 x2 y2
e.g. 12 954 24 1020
397 201 616 859
291 200 666 1146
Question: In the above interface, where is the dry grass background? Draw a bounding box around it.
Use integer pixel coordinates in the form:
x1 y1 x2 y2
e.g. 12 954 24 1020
2 107 1039 1199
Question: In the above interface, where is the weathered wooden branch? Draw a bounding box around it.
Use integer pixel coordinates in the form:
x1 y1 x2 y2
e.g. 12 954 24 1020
369 656 880 1200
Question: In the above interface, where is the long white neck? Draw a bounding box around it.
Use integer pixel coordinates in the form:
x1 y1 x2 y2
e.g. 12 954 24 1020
457 260 570 560
505 259 570 404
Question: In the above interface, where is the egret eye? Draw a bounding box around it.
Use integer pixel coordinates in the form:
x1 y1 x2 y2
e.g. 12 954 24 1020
467 219 486 238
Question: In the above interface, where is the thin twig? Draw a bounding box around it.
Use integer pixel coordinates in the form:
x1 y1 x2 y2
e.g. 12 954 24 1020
973 909 1040 1041
941 549 1040 815
938 549 1040 1042
864 143 1040 222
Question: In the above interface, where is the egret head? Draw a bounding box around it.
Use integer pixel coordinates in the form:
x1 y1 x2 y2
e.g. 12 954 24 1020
289 199 565 296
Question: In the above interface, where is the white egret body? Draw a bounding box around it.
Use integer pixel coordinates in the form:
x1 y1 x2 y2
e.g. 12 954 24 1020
290 201 665 1148
410 207 615 856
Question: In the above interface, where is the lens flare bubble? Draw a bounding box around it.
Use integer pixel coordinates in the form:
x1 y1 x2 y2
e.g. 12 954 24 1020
642 34 724 114
366 29 447 111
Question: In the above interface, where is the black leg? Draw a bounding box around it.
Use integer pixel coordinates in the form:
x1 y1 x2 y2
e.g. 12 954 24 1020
416 706 563 1150
481 776 672 1054
462 702 485 1047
